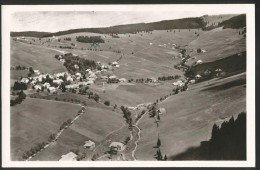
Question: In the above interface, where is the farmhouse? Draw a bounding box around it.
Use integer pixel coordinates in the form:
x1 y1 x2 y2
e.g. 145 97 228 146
112 61 119 66
59 152 77 161
60 59 65 63
119 78 127 83
173 80 183 86
34 70 40 75
84 140 95 150
75 72 82 77
158 108 166 115
195 60 203 65
34 85 42 90
48 87 57 93
101 75 108 80
189 79 196 84
21 78 29 84
109 142 125 151
195 74 202 79
74 64 79 69
43 82 50 88
67 76 73 82
53 79 63 85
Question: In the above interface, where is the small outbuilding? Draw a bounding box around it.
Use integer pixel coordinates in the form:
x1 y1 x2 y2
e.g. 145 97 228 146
59 152 77 161
84 140 95 150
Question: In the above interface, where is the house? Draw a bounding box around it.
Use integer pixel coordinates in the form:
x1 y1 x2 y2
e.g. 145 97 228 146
111 61 119 66
60 59 65 63
101 76 108 80
151 77 157 83
195 60 203 65
119 78 127 83
189 79 196 84
21 78 29 84
215 68 222 72
149 42 153 45
67 76 73 82
48 87 56 93
43 82 50 88
75 72 82 77
173 80 183 86
84 140 95 150
158 108 166 115
115 65 120 68
59 152 77 161
74 64 79 69
195 74 202 79
30 80 37 85
201 49 207 53
101 65 109 69
34 70 40 75
34 85 42 90
109 142 125 151
109 75 117 79
53 79 63 85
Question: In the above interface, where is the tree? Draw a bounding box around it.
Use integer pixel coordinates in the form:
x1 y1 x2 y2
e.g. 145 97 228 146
157 137 161 148
104 100 110 106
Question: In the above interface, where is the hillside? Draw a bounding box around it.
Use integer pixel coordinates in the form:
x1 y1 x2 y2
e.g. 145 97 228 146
11 40 67 73
11 98 81 160
135 73 246 160
219 14 246 29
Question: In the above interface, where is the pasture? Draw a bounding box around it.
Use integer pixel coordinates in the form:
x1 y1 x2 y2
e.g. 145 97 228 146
11 98 81 160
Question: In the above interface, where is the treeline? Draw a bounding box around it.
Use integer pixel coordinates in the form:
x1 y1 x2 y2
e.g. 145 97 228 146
11 17 206 37
76 36 105 43
10 31 51 38
171 112 246 160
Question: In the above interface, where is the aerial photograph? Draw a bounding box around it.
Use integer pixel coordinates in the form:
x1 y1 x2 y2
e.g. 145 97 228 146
8 7 248 163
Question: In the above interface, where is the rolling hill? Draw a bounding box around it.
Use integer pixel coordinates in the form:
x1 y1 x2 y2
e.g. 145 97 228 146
135 73 246 160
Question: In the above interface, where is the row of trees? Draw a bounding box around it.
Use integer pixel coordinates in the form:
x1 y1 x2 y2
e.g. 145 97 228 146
157 75 181 81
120 106 133 127
22 141 48 159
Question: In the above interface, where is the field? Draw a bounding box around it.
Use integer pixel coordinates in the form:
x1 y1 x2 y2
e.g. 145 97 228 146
11 98 81 160
135 73 246 160
31 104 124 161
90 81 174 107
11 40 66 74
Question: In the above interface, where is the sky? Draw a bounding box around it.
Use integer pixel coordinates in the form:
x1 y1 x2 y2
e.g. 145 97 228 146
11 11 239 32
